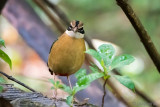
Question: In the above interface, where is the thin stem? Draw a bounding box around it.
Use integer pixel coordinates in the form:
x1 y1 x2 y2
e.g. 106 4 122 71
67 76 72 90
102 78 108 107
0 71 36 92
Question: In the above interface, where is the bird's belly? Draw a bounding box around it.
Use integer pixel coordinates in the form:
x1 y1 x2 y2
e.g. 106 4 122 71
48 35 85 76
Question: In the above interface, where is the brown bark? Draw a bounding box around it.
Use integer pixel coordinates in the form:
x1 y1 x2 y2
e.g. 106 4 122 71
0 84 97 107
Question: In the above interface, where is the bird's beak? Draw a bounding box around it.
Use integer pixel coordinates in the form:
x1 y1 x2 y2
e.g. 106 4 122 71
73 27 78 32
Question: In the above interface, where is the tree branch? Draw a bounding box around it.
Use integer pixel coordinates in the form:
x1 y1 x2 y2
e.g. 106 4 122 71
0 84 97 107
0 71 36 92
116 0 160 73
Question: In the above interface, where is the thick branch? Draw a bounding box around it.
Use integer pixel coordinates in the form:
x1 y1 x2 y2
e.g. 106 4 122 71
0 84 97 107
0 71 36 92
116 0 160 73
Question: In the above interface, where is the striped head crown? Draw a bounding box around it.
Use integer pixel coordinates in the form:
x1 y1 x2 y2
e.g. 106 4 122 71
67 20 85 34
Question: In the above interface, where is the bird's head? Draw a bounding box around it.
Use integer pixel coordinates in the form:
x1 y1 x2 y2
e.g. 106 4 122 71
66 20 85 38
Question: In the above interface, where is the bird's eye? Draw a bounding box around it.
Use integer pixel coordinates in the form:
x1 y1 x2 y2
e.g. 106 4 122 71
67 26 72 30
78 28 83 31
78 28 85 34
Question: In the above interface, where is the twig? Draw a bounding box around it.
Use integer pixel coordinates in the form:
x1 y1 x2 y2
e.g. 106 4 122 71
0 71 36 92
101 79 108 107
116 0 160 73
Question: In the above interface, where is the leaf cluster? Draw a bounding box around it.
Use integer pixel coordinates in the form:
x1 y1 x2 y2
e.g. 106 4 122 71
49 69 103 106
86 44 135 91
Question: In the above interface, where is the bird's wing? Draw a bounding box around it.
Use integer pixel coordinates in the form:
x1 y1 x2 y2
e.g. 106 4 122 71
49 39 58 54
47 39 58 75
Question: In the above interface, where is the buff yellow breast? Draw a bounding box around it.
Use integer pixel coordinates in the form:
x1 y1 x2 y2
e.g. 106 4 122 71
48 33 86 76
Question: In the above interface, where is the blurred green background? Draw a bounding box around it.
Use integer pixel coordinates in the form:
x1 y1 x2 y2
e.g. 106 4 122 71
1 0 160 106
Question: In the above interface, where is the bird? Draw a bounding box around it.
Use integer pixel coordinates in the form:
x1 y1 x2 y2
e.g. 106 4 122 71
48 20 86 89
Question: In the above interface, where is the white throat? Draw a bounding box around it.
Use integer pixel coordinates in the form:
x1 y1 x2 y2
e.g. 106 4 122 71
65 30 84 38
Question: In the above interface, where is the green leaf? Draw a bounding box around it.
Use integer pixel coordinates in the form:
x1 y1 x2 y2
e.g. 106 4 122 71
85 49 101 63
114 75 135 91
49 79 72 94
73 84 89 94
75 69 86 79
100 59 107 73
56 81 60 85
0 86 3 92
59 84 72 94
0 77 4 92
98 44 115 69
89 63 100 73
0 77 5 83
51 86 54 90
111 54 134 70
77 72 104 86
49 79 55 85
74 72 104 94
58 84 63 88
66 96 73 106
0 49 12 69
0 39 6 48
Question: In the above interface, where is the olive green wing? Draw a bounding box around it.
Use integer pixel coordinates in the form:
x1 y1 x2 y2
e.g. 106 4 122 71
49 39 58 54
47 39 58 75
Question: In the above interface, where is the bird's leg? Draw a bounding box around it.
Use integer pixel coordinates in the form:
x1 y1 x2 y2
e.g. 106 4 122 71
67 76 72 90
